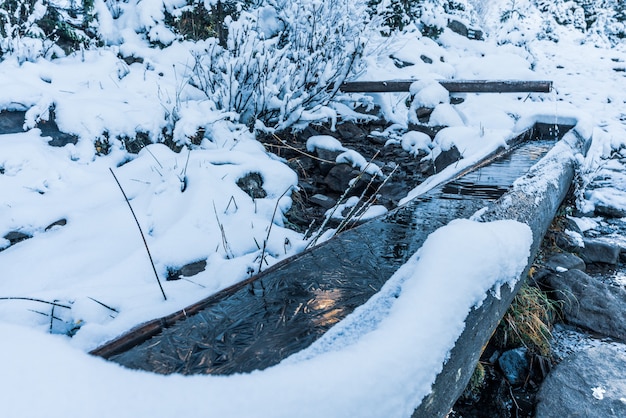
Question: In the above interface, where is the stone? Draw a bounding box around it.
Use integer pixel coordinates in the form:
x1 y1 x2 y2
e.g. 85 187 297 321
415 107 434 123
45 219 67 231
37 109 78 147
0 110 26 134
543 269 626 341
447 19 484 40
434 145 462 173
554 230 584 252
167 259 207 281
595 203 626 218
335 122 368 142
391 56 414 68
236 172 267 199
536 345 626 418
447 19 469 37
544 252 586 273
314 148 342 176
420 54 433 64
323 164 361 193
3 231 31 246
579 237 620 265
309 194 336 209
498 347 529 386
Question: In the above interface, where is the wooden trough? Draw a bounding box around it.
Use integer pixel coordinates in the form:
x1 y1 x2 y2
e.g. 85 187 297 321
91 119 589 415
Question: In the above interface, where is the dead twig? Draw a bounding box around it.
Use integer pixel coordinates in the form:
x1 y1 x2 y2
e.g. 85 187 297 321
258 186 293 273
272 133 335 164
0 297 71 309
88 297 120 317
213 201 234 259
110 168 167 301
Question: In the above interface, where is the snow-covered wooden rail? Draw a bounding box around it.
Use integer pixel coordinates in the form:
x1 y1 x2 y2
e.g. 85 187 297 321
338 79 553 93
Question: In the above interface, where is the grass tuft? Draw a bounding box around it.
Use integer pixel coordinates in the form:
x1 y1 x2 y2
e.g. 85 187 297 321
495 282 561 357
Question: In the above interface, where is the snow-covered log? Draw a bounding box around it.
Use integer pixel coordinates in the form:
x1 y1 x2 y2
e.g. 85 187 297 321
413 123 592 417
339 79 553 93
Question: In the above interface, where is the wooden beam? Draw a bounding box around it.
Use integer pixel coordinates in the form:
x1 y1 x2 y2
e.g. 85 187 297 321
338 80 552 93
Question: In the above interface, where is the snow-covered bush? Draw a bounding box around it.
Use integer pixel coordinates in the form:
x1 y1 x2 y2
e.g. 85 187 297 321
189 0 367 131
0 0 96 62
164 0 252 46
367 0 424 34
533 0 626 44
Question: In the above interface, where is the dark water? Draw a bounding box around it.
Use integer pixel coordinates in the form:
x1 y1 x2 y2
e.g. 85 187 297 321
104 136 557 376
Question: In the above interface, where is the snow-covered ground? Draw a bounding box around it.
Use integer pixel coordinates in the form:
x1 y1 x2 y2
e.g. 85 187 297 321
1 0 626 416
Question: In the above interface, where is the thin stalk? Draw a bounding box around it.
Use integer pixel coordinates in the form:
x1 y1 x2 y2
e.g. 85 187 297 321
258 186 292 273
344 165 399 231
0 297 71 309
110 168 167 301
213 201 234 259
272 133 335 163
88 297 120 314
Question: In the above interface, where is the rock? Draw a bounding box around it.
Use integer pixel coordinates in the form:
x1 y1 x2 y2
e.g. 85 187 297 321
314 148 343 176
447 19 484 40
236 172 267 199
3 231 31 246
37 109 79 147
554 230 584 252
0 110 26 134
450 96 465 105
536 345 626 418
544 252 586 273
498 347 529 386
415 107 434 123
447 19 469 37
420 54 433 64
434 145 462 173
595 203 626 218
167 260 207 281
335 122 368 142
391 56 414 68
323 164 361 193
309 194 336 209
543 269 626 341
579 237 620 265
45 218 67 231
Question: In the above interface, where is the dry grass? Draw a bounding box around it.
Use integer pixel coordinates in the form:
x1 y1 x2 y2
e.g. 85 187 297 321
495 282 561 356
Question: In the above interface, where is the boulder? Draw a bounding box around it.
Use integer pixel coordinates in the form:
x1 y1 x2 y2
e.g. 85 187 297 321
579 237 620 265
536 344 626 418
543 269 626 341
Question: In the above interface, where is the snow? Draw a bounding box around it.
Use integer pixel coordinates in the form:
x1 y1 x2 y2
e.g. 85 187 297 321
0 219 532 418
2 0 626 415
400 131 432 156
306 135 347 153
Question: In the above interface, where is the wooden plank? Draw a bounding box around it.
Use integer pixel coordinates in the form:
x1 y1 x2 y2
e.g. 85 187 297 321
338 80 552 93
